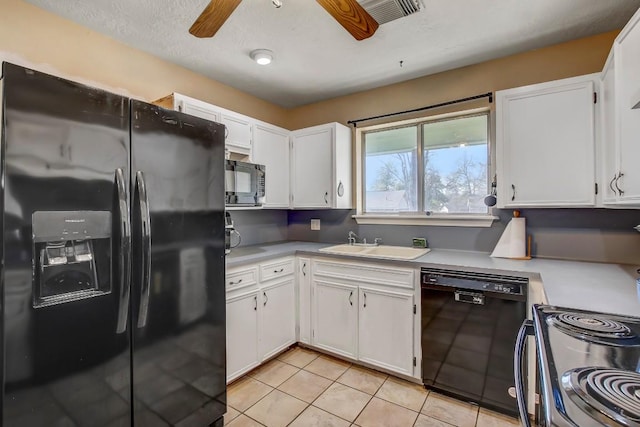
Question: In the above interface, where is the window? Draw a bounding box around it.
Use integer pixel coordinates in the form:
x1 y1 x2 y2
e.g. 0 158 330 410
362 112 490 217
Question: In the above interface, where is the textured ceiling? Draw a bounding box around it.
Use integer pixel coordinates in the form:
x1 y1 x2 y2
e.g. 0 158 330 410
25 0 640 107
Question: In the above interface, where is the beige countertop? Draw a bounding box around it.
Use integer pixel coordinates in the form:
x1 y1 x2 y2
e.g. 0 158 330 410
226 241 640 317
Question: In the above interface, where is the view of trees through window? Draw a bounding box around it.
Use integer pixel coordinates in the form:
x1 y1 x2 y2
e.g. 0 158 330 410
364 113 488 214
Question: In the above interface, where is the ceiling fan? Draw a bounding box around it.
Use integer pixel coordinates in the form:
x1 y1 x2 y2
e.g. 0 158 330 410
189 0 380 41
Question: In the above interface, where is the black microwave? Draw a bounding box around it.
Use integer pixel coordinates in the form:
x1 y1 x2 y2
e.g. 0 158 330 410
225 160 266 206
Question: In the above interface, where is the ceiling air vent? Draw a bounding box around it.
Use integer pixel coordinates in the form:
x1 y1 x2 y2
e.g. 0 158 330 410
357 0 423 25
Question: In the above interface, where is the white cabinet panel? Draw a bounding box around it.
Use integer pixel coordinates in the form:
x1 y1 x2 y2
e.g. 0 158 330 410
312 280 358 359
298 258 311 344
615 10 640 203
291 123 352 209
601 54 619 204
252 123 290 208
175 95 220 124
496 75 597 208
220 110 252 155
358 287 414 376
259 279 296 360
226 291 259 382
291 127 333 208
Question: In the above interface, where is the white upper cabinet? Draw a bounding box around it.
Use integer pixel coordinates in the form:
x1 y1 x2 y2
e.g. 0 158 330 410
171 93 220 124
496 74 598 208
613 8 640 204
291 123 352 209
600 53 620 205
154 93 253 157
252 122 291 208
219 108 253 156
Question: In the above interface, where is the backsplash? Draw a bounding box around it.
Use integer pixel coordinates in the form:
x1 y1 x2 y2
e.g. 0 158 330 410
287 209 640 264
227 208 639 264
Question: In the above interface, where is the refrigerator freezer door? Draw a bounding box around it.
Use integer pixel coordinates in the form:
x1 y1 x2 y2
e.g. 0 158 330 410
1 63 132 426
130 100 226 426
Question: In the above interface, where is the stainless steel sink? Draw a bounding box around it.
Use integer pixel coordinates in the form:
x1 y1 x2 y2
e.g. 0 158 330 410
318 244 430 260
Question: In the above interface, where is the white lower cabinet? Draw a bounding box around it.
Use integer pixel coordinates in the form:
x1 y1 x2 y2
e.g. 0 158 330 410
226 258 296 383
226 290 259 381
259 279 296 360
227 255 419 381
312 280 358 359
358 286 414 376
310 258 417 377
297 258 311 344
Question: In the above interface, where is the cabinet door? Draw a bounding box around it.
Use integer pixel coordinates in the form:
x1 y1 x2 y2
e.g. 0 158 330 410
174 95 220 123
291 127 333 208
226 291 259 382
358 287 414 376
259 279 296 360
297 258 311 344
312 280 357 359
601 55 619 204
220 110 252 154
496 77 596 207
616 12 640 203
252 123 290 208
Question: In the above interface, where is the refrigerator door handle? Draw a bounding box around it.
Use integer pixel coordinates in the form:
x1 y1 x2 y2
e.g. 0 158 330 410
115 168 131 334
135 171 152 329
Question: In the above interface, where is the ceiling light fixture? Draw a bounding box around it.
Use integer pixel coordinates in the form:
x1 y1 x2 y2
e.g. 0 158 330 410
250 49 273 65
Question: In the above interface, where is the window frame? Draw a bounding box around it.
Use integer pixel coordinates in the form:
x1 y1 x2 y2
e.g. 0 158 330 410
354 107 498 227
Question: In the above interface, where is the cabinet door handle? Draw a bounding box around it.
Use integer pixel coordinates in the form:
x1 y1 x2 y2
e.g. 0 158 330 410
254 295 257 311
511 184 516 201
349 291 353 306
302 263 307 276
614 172 624 196
363 292 367 308
263 291 268 306
274 268 284 273
337 181 344 197
229 278 243 285
609 175 617 194
324 191 329 204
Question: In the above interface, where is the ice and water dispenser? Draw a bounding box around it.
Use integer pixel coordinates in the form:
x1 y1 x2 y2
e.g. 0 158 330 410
32 211 112 307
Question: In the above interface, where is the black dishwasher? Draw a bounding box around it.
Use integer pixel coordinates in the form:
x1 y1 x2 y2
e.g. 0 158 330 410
420 268 527 416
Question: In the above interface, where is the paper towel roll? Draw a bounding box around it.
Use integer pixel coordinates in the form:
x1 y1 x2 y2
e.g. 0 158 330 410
491 217 526 258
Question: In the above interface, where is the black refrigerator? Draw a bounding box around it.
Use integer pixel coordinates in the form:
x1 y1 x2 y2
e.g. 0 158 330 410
0 63 226 426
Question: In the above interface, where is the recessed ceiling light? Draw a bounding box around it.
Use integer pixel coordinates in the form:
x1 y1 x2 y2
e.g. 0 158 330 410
250 49 273 65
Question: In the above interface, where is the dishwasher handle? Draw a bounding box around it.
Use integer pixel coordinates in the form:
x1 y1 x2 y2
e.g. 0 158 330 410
514 319 534 427
454 290 485 305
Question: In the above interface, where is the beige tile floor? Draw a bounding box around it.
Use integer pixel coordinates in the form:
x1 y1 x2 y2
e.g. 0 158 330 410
224 346 520 427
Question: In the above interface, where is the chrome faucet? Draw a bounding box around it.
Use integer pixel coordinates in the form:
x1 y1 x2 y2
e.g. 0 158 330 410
348 231 358 245
374 237 382 245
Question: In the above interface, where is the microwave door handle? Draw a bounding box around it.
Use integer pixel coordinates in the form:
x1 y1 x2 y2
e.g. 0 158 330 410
114 168 131 334
135 171 152 328
514 319 533 427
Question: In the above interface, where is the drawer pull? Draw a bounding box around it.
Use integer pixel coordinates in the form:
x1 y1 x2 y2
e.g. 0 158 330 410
263 291 268 306
273 268 284 273
229 279 243 285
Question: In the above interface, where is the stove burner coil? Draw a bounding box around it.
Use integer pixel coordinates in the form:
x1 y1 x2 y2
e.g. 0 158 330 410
550 313 635 339
562 368 640 426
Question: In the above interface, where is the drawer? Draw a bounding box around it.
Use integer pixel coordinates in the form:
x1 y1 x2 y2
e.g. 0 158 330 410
313 259 414 289
260 258 295 282
226 266 258 290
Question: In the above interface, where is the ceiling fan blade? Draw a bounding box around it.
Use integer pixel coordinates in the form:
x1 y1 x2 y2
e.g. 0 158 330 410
316 0 379 41
189 0 242 38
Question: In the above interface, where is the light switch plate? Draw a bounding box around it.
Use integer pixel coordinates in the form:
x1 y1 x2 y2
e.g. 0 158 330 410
311 219 321 230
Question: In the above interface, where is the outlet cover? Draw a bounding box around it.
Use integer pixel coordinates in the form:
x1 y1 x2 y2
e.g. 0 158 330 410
311 219 321 230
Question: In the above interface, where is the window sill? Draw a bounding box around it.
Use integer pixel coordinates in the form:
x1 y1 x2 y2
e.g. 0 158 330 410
352 214 499 227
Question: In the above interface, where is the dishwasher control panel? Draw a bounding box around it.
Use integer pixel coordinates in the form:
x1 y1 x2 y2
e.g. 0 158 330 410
421 268 527 296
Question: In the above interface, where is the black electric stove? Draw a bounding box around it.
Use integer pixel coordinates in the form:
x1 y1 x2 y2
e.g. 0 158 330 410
518 305 640 426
